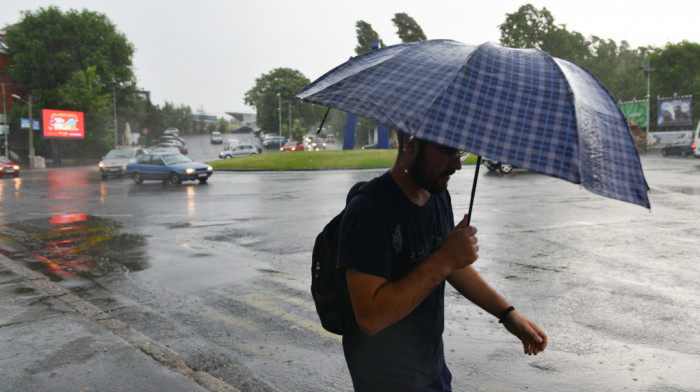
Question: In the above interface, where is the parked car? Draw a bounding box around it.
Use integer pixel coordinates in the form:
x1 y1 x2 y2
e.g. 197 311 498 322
661 138 695 157
483 158 514 174
158 134 186 144
219 144 259 159
126 152 212 184
163 127 179 136
210 131 223 144
98 147 148 179
310 137 327 151
281 141 304 152
0 156 20 177
153 140 188 155
148 135 186 146
263 136 288 148
149 146 182 154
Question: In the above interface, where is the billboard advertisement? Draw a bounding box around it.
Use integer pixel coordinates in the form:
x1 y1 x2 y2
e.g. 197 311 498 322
619 100 648 127
657 96 692 127
42 109 85 139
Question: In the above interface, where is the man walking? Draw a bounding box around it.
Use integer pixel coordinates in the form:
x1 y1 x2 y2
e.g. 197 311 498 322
338 132 547 391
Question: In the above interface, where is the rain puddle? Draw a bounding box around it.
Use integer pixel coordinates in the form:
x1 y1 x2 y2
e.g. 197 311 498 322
0 214 148 281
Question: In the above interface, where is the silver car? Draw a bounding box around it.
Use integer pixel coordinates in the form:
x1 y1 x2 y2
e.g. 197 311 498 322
219 144 259 159
99 147 148 179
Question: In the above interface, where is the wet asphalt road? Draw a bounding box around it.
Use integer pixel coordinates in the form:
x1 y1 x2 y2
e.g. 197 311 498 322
0 136 698 391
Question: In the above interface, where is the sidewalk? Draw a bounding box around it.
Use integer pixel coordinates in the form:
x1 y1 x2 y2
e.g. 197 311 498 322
0 252 240 392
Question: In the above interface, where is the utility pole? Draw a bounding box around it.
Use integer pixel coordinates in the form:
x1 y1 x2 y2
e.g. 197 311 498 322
639 63 652 138
288 100 292 139
112 72 118 148
277 78 282 138
11 93 34 168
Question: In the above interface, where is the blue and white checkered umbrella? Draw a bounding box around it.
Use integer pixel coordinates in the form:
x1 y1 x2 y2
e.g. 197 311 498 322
296 40 650 208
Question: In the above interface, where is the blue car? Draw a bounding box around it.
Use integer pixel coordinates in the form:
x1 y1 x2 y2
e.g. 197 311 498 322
126 152 213 184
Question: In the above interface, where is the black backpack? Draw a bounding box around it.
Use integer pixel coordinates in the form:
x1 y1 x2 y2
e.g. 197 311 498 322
311 181 368 335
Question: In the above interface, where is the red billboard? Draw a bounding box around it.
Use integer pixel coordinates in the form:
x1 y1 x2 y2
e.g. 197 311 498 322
42 109 85 139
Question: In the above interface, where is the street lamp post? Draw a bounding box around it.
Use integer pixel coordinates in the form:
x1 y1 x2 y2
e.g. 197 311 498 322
112 73 118 148
11 93 35 168
277 78 282 137
640 64 652 137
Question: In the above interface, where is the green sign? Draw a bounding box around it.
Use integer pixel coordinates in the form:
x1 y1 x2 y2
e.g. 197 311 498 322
619 101 648 127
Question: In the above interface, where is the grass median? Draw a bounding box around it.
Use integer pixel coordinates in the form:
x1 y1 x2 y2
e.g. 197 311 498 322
207 149 479 171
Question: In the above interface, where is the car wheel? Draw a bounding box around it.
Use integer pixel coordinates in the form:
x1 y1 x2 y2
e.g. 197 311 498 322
225 154 232 159
198 177 208 184
133 172 143 184
662 150 668 157
169 172 182 184
100 171 108 179
682 150 689 157
500 163 513 174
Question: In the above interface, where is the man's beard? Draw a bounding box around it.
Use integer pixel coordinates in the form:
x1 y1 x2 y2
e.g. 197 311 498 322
410 146 454 195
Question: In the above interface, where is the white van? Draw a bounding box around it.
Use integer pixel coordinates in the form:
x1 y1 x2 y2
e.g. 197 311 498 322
223 139 239 151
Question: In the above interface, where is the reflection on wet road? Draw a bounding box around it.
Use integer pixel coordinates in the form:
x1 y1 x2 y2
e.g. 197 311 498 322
2 214 148 281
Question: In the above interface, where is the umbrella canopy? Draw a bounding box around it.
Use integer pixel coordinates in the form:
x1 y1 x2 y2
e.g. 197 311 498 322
296 40 649 208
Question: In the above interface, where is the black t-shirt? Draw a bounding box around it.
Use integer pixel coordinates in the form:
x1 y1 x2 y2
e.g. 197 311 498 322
338 172 455 391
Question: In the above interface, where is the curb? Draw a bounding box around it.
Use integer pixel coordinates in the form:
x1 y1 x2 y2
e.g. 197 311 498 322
0 253 240 392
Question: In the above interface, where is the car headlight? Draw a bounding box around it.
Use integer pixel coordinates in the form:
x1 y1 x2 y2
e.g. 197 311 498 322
184 168 195 175
12 165 19 170
207 166 213 171
98 161 104 168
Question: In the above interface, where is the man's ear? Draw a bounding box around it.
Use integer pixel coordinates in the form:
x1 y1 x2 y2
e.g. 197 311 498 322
403 134 417 155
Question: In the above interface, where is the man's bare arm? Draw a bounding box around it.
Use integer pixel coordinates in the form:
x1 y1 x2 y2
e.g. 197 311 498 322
347 215 478 335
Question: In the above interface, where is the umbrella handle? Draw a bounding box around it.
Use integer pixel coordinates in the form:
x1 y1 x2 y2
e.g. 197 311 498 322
466 156 481 225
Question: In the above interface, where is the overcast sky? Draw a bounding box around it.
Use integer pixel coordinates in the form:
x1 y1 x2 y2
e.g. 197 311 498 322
2 0 698 119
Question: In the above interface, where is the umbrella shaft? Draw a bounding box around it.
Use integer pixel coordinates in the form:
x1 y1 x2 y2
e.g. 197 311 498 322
467 156 481 225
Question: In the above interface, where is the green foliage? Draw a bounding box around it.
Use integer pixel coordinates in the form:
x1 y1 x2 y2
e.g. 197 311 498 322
649 41 700 125
4 6 138 159
650 41 700 98
55 66 113 156
244 68 323 134
4 6 134 92
217 118 231 133
499 4 555 50
392 13 427 43
355 21 384 55
161 102 193 134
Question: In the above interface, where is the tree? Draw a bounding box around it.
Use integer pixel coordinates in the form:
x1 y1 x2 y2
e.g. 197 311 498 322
55 66 112 157
392 13 426 43
244 68 324 137
355 21 384 55
649 41 700 126
4 6 136 158
4 6 134 97
499 4 556 50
